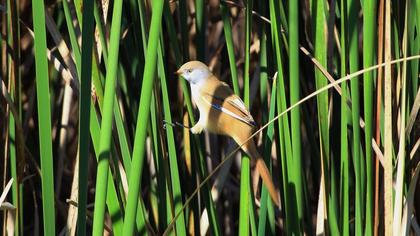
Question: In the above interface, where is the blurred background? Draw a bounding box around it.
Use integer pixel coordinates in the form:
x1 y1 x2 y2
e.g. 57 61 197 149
1 0 420 235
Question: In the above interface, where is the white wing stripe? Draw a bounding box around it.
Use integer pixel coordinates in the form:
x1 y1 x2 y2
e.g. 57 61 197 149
202 97 255 126
231 98 247 110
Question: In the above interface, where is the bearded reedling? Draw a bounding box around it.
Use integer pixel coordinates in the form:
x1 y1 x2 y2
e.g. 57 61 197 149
175 61 280 207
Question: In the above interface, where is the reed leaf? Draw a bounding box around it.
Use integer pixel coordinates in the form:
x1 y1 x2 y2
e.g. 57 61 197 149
92 0 124 233
32 0 56 233
122 0 165 234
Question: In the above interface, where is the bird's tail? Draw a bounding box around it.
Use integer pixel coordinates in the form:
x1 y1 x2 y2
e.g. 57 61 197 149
240 138 280 207
256 157 280 207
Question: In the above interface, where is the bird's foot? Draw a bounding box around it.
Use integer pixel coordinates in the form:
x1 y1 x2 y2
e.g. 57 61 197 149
190 124 204 134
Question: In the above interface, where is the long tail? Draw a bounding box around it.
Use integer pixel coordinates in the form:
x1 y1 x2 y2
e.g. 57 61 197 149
255 157 280 207
241 139 280 207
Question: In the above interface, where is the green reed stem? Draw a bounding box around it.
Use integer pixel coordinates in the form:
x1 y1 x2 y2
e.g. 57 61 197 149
32 0 56 233
91 0 124 234
122 0 165 234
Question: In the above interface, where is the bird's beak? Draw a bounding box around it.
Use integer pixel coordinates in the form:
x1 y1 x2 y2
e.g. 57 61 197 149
174 70 182 76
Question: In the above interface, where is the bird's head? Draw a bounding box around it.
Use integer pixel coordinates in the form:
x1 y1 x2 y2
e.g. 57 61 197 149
175 61 212 84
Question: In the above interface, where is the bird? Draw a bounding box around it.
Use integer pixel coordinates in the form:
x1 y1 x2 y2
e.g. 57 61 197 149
175 60 279 207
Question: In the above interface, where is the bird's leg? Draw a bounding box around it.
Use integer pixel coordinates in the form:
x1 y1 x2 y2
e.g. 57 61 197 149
163 120 190 129
162 118 204 134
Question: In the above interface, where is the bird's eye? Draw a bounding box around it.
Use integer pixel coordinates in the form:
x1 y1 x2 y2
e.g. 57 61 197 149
187 69 192 73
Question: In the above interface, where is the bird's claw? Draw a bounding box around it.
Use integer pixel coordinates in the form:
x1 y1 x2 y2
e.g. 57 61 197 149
190 124 204 134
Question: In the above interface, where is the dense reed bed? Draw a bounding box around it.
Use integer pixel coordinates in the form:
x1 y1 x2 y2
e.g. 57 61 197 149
1 0 420 235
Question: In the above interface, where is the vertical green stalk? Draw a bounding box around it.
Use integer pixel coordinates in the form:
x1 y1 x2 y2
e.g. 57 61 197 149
414 0 420 96
289 0 304 233
7 0 22 233
149 93 167 233
269 0 292 233
91 0 124 234
249 182 258 236
256 3 275 234
362 0 376 235
408 0 419 103
239 156 251 236
339 1 349 235
61 0 81 72
195 0 205 60
243 0 252 105
313 0 339 233
239 1 253 234
73 0 82 26
89 103 124 235
127 0 142 78
91 4 132 234
32 0 55 234
178 0 189 60
64 2 126 234
77 0 95 234
340 82 350 234
8 102 19 236
259 16 269 124
347 0 363 234
122 0 165 234
157 38 188 236
258 77 277 236
162 1 195 122
220 3 240 95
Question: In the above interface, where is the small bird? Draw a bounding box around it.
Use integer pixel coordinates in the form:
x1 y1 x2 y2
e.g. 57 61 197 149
175 61 279 207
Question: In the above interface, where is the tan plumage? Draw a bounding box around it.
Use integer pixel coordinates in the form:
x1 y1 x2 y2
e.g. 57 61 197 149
176 61 279 207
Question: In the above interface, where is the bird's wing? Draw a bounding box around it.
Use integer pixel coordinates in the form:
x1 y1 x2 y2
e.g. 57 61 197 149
201 82 256 127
